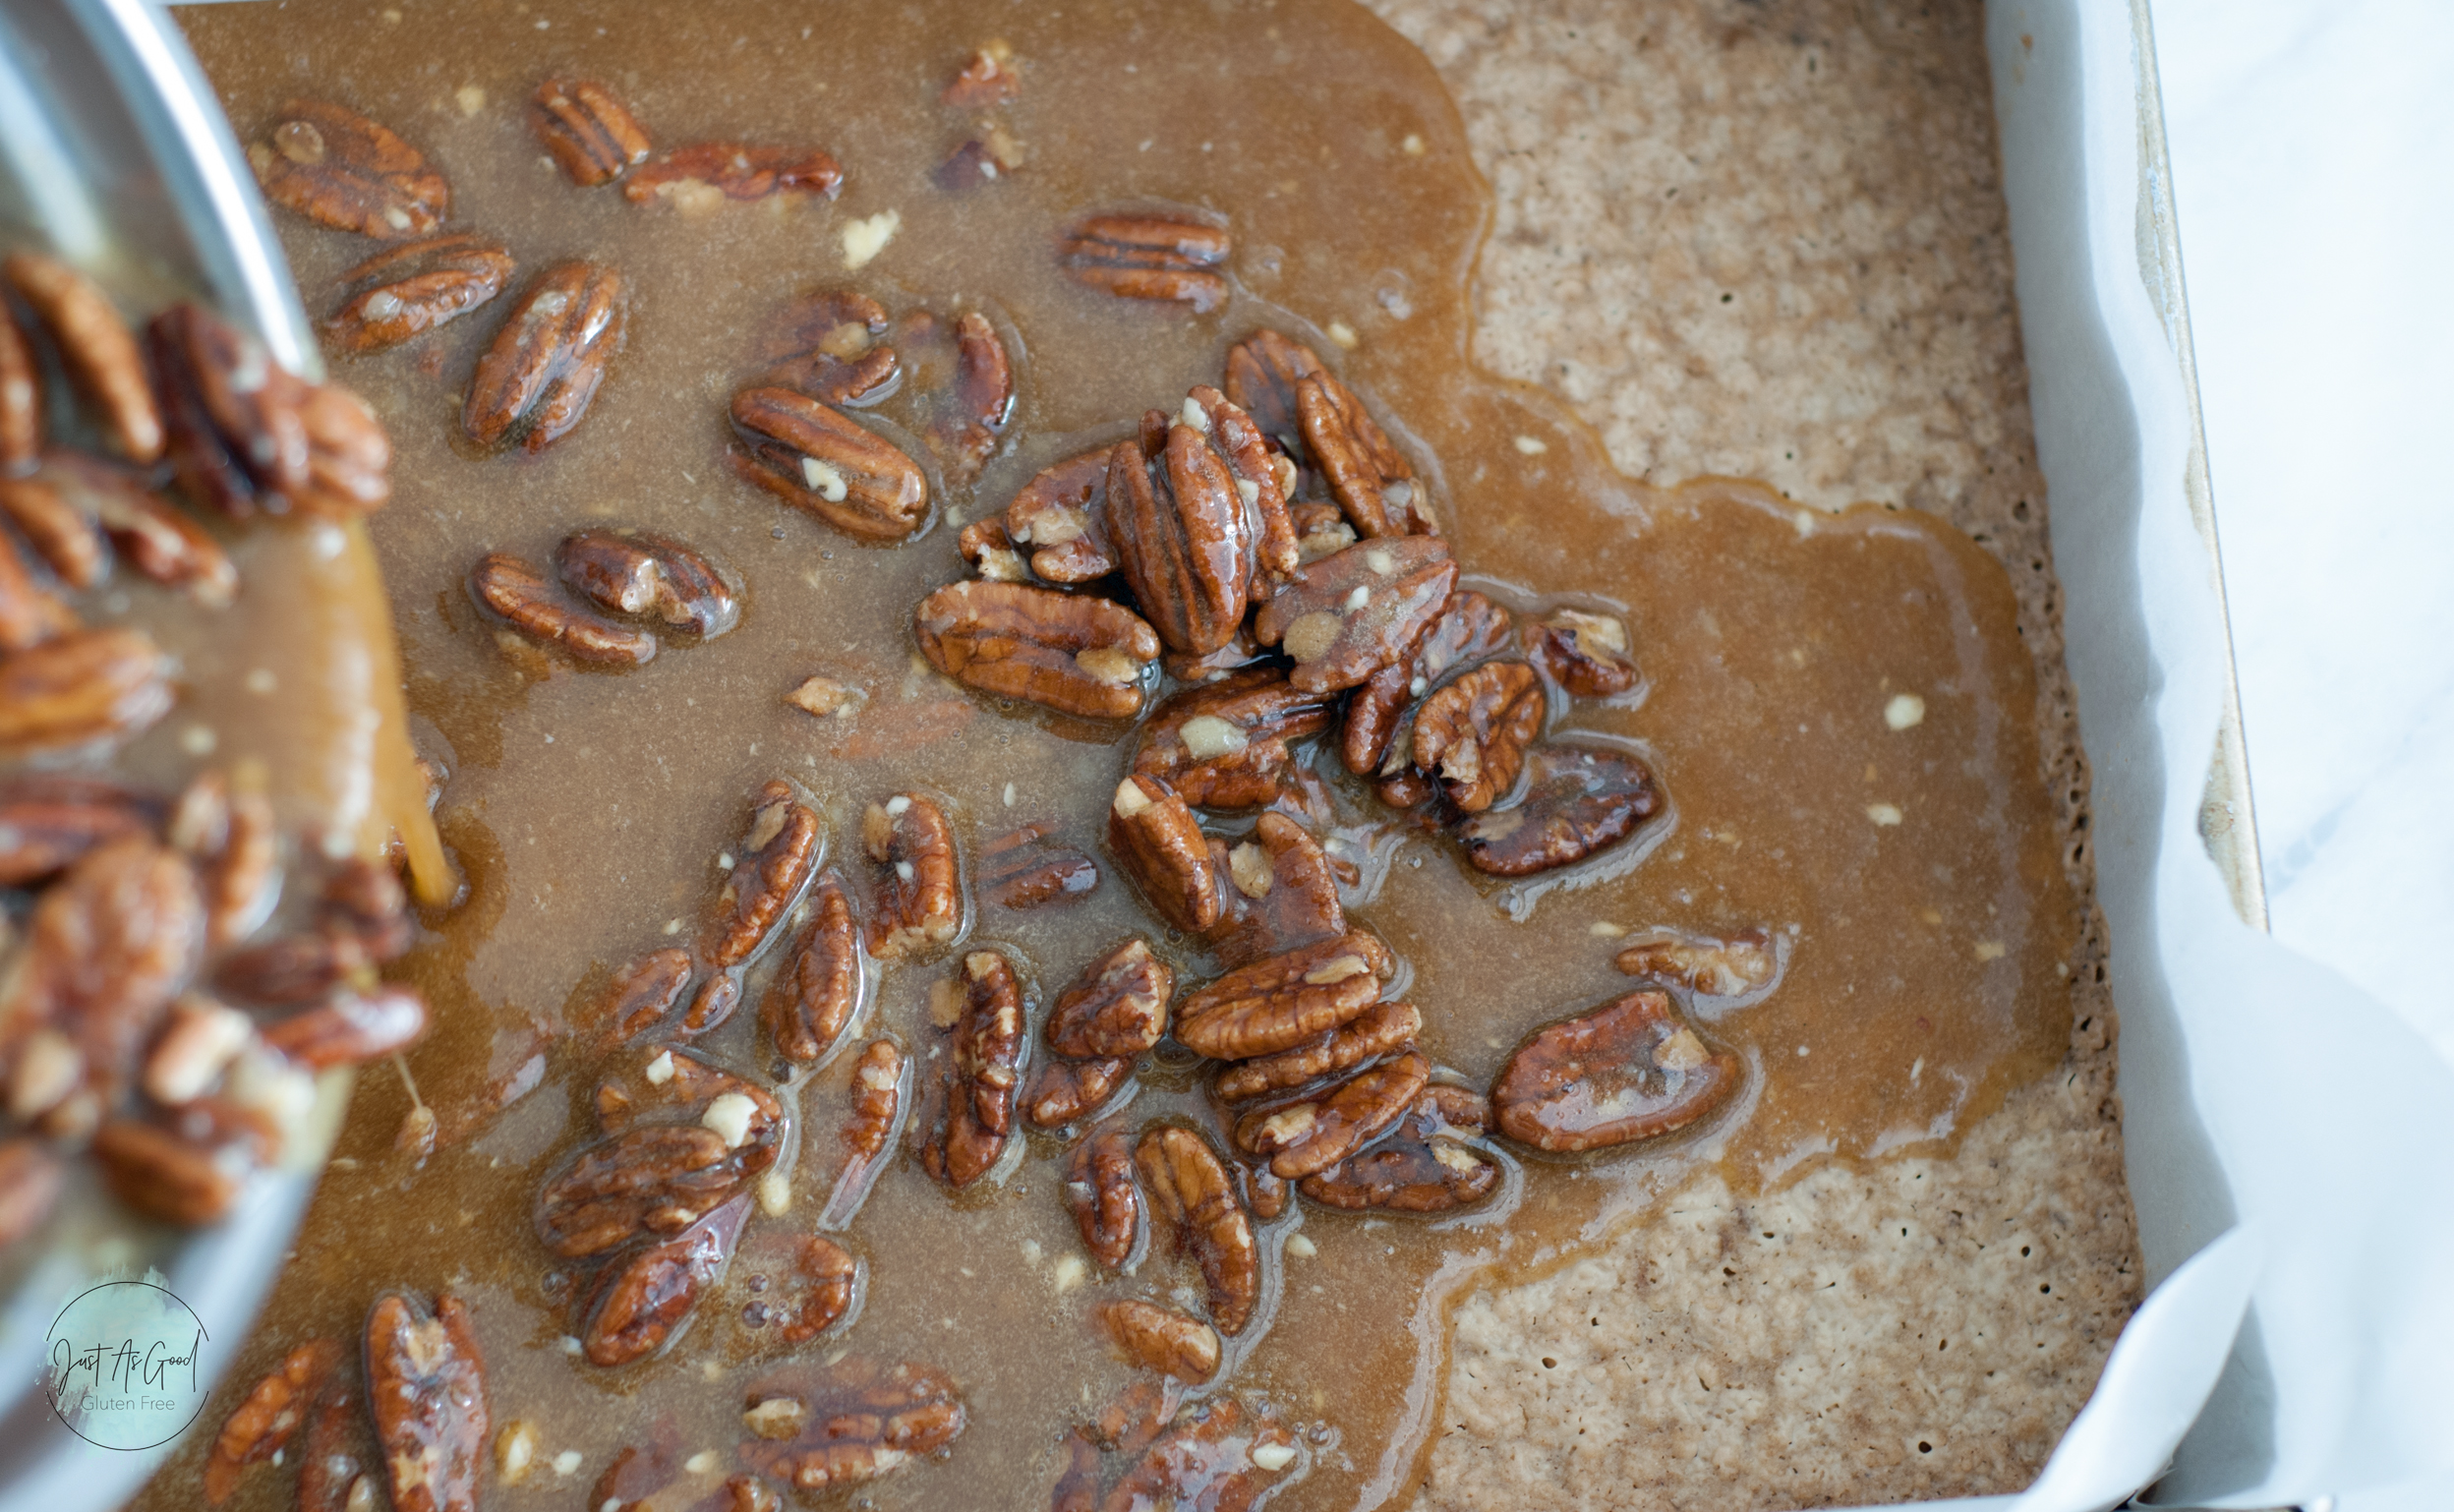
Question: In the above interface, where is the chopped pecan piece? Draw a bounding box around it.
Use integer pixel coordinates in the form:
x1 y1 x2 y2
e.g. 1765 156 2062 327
1405 662 1545 813
581 1192 749 1367
1106 775 1221 933
148 304 389 519
365 1293 487 1512
14 835 201 1114
913 579 1159 719
979 821 1101 910
1233 1050 1428 1179
1134 1126 1257 1334
737 1358 965 1492
4 254 160 462
1106 421 1254 656
204 1338 343 1504
0 472 107 588
1457 743 1664 877
1004 447 1118 583
0 533 72 652
916 951 1025 1187
1101 1300 1218 1384
959 516 1030 581
863 792 962 961
1174 931 1393 1062
1205 811 1346 969
1104 1393 1296 1509
820 1038 906 1229
262 986 429 1070
1215 999 1420 1103
0 300 38 470
1615 927 1779 996
532 78 653 186
1526 609 1639 696
0 1137 61 1245
1297 369 1430 537
921 311 1014 483
1299 1085 1499 1213
760 871 862 1064
583 947 693 1045
1222 328 1325 446
593 1045 782 1140
1133 669 1334 811
250 100 447 238
758 291 900 406
0 776 154 886
1289 496 1357 563
625 144 845 208
1062 1128 1141 1267
1344 589 1514 774
1253 535 1456 694
172 770 273 951
731 386 929 541
1045 939 1172 1058
534 1123 760 1258
700 781 824 970
1022 1054 1133 1129
942 42 1021 105
734 1229 862 1346
1162 624 1269 684
461 262 627 453
468 552 656 667
324 234 514 354
1060 214 1231 312
1240 1164 1289 1221
1493 990 1739 1151
555 526 738 638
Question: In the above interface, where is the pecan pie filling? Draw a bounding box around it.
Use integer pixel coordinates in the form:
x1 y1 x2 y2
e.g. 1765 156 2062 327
133 3 2084 1508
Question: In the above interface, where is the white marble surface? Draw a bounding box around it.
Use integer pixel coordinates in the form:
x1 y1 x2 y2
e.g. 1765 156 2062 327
2152 0 2454 1053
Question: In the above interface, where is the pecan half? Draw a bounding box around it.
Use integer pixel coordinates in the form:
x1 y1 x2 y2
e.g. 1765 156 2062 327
1191 383 1297 586
462 262 627 453
1004 447 1118 583
250 100 447 238
294 1344 369 1512
1297 369 1429 537
0 777 153 886
1526 610 1638 696
0 534 72 652
555 527 738 638
583 947 693 1045
366 1293 487 1512
1299 1085 1500 1213
0 473 107 587
1232 1049 1427 1179
1102 1396 1296 1512
90 1116 249 1222
15 835 201 1113
1493 990 1739 1152
148 303 389 519
1022 1054 1133 1130
1133 669 1333 812
700 781 823 969
921 311 1013 483
1174 931 1393 1061
979 821 1100 910
758 291 899 406
262 986 429 1070
624 144 845 207
1215 999 1419 1103
1615 927 1779 996
1344 589 1515 774
917 951 1025 1187
1222 328 1325 447
1205 811 1346 970
1062 1127 1140 1268
1106 422 1253 656
532 78 653 186
0 300 38 470
820 1038 905 1229
1060 214 1230 312
140 996 251 1106
581 1192 749 1367
1252 535 1456 694
468 552 656 666
1045 938 1172 1058
324 234 514 355
1101 1301 1218 1384
1457 743 1663 877
3 253 161 461
760 871 862 1064
730 386 928 542
81 468 239 606
914 579 1159 719
535 1123 760 1258
862 792 962 961
1134 1126 1257 1334
1163 624 1269 685
1106 775 1221 934
1406 662 1545 813
204 1338 342 1504
736 1358 965 1492
0 1137 62 1246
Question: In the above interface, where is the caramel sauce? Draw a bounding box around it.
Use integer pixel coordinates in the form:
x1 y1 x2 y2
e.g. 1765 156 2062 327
155 1 2076 1507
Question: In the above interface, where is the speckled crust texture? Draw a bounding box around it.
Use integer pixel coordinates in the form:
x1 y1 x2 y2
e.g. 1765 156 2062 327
1357 1 2140 1505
